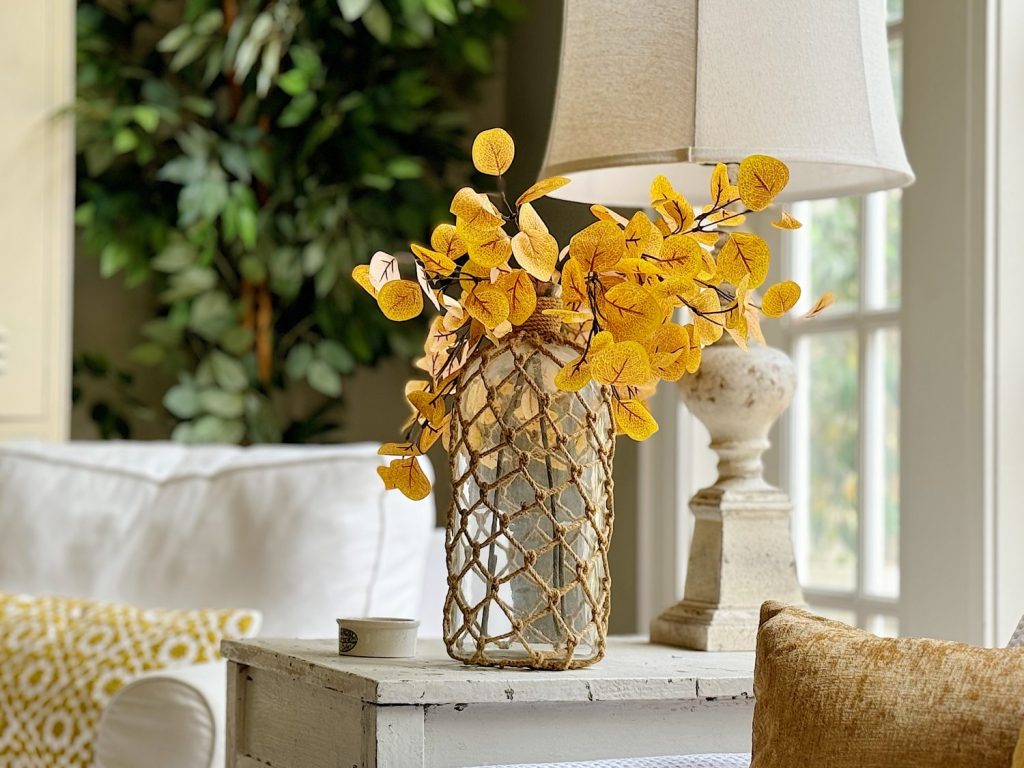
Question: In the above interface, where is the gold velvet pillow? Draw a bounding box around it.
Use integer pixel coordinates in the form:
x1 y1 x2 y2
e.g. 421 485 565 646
1015 724 1024 768
752 602 1024 768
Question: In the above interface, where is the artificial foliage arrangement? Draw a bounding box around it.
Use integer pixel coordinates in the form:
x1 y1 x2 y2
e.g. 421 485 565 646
74 0 518 443
354 128 829 670
355 127 820 500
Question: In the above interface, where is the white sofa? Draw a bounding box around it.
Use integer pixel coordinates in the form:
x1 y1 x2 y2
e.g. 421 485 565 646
0 440 443 768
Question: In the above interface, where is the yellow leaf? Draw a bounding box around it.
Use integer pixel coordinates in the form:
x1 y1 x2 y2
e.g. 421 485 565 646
591 330 614 353
560 257 588 309
738 154 789 212
451 187 503 233
472 127 515 176
407 389 447 428
688 288 724 345
511 228 558 281
656 234 703 278
650 175 694 231
803 290 836 319
727 323 749 350
554 357 592 391
746 307 766 345
417 422 444 453
377 457 431 501
613 398 659 440
600 282 663 342
570 221 626 272
518 202 548 234
654 275 698 306
590 204 630 227
761 280 802 318
467 229 513 269
624 211 663 260
682 323 702 373
517 175 571 206
378 442 419 456
716 232 771 289
411 243 456 277
431 223 467 259
377 279 424 321
590 340 652 387
708 162 734 209
352 264 376 297
690 231 721 248
771 211 802 230
462 282 510 329
647 322 689 381
616 258 664 282
458 256 492 293
543 308 592 323
496 268 537 325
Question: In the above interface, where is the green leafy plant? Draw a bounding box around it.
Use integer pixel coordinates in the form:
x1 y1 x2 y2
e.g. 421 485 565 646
74 0 519 443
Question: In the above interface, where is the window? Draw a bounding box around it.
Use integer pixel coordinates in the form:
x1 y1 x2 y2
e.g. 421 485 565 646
778 2 903 634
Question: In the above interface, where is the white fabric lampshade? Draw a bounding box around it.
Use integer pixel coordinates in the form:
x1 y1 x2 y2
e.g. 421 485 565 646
540 0 914 207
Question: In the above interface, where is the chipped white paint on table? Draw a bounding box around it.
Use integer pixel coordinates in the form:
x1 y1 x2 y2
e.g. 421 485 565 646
222 637 754 768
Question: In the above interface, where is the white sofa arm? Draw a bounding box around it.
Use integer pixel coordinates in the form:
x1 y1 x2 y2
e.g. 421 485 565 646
95 661 226 768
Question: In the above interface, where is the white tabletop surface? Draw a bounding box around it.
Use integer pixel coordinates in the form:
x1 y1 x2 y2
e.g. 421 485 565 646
222 636 755 706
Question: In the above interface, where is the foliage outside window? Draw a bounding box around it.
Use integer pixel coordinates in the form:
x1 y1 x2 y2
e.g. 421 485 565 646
74 0 518 443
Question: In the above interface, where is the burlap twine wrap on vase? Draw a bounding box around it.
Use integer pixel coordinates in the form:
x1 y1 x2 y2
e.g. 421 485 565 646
443 296 616 670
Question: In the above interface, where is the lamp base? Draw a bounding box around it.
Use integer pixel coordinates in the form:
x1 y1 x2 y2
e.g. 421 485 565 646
650 603 760 652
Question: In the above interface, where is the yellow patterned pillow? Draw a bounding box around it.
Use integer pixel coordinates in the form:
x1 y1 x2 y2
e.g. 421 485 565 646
0 592 259 766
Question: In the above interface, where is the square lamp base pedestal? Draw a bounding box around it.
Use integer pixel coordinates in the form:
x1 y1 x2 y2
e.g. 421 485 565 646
650 603 760 652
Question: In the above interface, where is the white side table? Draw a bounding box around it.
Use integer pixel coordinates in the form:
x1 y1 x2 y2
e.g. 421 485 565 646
222 637 754 768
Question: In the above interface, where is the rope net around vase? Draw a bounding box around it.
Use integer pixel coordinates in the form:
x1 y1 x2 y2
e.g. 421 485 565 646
443 298 616 670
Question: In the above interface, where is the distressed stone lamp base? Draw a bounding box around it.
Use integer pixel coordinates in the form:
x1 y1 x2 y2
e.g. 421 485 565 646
650 337 804 652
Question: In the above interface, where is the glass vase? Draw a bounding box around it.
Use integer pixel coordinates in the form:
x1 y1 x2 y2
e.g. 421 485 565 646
443 301 615 670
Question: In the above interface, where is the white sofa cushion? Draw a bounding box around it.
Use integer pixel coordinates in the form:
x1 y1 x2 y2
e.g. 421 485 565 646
0 441 434 637
95 662 225 768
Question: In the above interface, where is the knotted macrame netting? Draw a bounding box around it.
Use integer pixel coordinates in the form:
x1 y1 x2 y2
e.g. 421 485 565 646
443 298 616 670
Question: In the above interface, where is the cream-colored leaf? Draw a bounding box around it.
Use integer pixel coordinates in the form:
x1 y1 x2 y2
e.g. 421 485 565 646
415 265 441 311
368 250 400 290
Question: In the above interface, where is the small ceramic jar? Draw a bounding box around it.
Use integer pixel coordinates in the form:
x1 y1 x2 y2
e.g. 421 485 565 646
337 617 419 658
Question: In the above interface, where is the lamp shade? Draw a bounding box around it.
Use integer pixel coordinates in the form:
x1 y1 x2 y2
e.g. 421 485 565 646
540 0 913 207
